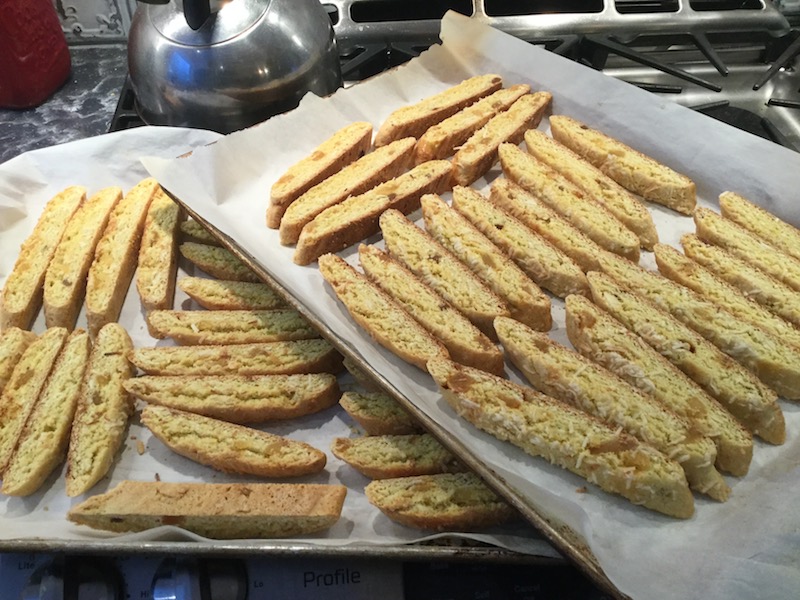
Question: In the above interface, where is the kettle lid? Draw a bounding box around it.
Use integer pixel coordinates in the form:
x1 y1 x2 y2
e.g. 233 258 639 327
142 0 270 46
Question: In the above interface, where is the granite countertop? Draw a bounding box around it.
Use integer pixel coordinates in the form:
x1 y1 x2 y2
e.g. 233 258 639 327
0 44 129 165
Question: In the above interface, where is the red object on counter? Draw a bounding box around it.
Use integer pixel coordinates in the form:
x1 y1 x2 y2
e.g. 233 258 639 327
0 0 71 108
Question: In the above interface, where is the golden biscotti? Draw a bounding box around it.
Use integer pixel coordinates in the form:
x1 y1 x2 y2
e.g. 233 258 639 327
719 190 800 262
338 391 423 436
0 328 36 395
136 188 182 315
179 242 260 283
180 219 220 246
178 277 288 311
68 480 347 538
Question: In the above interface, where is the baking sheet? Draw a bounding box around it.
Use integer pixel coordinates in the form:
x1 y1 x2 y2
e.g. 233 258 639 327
141 12 800 600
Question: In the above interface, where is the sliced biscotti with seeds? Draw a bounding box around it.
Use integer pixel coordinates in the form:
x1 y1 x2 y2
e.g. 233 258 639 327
141 404 326 477
380 209 510 340
44 186 121 329
178 277 288 311
268 121 373 227
136 188 182 314
499 143 640 262
1 186 85 330
451 92 553 186
293 159 452 265
494 316 729 501
0 328 37 395
549 115 696 215
587 271 785 445
428 357 694 519
415 84 530 163
524 129 658 250
318 253 448 371
65 323 134 497
565 294 753 477
180 242 260 283
332 433 464 479
719 190 800 261
279 137 416 244
180 219 221 245
421 194 552 331
358 244 504 375
374 74 503 147
339 390 423 436
125 373 339 424
2 329 90 496
452 186 588 298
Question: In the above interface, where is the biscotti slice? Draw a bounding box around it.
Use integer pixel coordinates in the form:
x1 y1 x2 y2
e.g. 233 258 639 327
331 434 463 479
147 310 318 345
549 115 696 214
180 219 221 245
489 178 605 273
364 472 516 531
0 327 68 474
136 188 182 315
654 243 800 350
338 391 423 436
178 277 287 311
179 242 260 283
587 271 785 445
0 328 36 395
524 129 658 250
681 234 800 329
1 186 85 330
451 92 553 186
293 159 452 265
279 137 416 244
499 143 640 261
124 373 339 423
43 186 122 329
129 339 343 376
65 323 134 497
318 253 448 371
719 190 800 261
415 84 530 163
267 121 373 227
694 207 800 293
452 186 588 298
358 244 503 375
494 316 729 501
420 194 552 331
67 480 347 538
427 357 694 519
141 404 326 477
565 294 753 477
380 209 510 339
374 74 503 147
1 329 90 496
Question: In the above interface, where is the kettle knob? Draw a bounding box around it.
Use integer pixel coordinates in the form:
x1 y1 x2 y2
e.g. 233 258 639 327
183 0 211 30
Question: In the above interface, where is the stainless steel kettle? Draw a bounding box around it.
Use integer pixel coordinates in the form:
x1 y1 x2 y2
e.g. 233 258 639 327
128 0 343 133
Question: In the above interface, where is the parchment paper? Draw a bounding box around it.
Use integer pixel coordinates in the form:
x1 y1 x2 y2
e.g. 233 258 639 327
141 12 800 600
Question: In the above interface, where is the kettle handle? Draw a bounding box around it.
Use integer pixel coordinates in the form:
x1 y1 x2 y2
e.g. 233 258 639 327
183 0 211 30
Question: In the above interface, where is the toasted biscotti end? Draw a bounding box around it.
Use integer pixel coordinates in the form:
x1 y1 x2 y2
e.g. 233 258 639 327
179 242 260 283
1 186 86 331
137 188 182 314
374 74 503 148
67 480 347 538
451 91 553 186
180 219 221 245
338 391 423 436
318 253 449 371
719 191 800 261
178 277 288 311
365 472 516 531
548 115 696 215
0 328 37 394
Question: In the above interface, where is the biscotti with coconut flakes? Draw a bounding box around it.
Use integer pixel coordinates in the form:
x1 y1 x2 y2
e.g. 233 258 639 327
586 271 785 445
178 277 288 311
293 159 452 265
267 121 373 228
451 186 588 298
147 309 318 345
719 190 800 262
338 391 423 436
125 373 339 424
68 480 347 538
358 244 504 375
420 194 552 332
2 329 90 496
374 74 503 147
141 404 326 477
180 242 260 283
43 186 121 330
136 188 182 315
549 115 696 215
380 209 510 340
318 253 449 371
1 186 85 330
364 472 516 531
427 357 694 519
451 91 553 186
524 129 658 250
180 219 221 245
65 322 134 497
499 143 640 262
494 316 729 501
0 328 36 395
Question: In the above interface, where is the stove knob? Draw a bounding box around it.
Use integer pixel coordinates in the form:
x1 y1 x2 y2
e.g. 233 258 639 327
20 557 121 600
151 557 247 600
20 556 65 600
